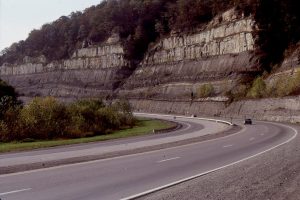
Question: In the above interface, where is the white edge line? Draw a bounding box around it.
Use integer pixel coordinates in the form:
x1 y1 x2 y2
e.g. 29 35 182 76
0 188 32 196
120 123 298 200
157 157 180 163
180 122 192 132
135 113 234 126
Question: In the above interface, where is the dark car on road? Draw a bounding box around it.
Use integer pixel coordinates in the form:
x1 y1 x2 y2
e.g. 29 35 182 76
244 118 252 125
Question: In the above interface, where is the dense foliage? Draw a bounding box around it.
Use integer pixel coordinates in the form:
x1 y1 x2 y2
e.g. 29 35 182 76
0 80 20 119
0 0 299 71
0 80 18 99
0 97 135 142
253 0 300 71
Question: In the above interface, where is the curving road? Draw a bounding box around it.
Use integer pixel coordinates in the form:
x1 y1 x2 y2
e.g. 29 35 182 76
0 114 297 200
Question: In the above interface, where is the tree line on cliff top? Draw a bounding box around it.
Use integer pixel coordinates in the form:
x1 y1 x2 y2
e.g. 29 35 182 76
0 0 299 71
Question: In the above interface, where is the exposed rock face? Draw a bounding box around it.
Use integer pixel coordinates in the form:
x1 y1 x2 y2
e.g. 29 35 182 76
0 9 259 101
122 9 259 99
266 44 300 86
131 96 300 123
280 44 300 71
0 42 129 98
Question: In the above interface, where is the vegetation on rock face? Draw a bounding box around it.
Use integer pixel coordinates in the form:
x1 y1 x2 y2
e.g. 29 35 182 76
197 84 214 98
230 70 300 100
0 97 135 142
247 76 266 98
268 71 300 97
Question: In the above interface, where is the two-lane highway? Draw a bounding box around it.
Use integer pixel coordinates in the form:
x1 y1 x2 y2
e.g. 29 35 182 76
0 114 297 200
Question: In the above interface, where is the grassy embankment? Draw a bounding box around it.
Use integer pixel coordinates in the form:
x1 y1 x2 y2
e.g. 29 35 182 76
0 118 174 153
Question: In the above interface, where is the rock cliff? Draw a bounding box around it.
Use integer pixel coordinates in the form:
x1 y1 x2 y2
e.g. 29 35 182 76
266 44 300 86
121 9 259 99
0 39 129 99
0 9 259 101
1 8 300 123
131 96 300 123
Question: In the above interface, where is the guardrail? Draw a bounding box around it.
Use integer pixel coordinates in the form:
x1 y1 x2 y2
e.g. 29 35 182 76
134 112 234 126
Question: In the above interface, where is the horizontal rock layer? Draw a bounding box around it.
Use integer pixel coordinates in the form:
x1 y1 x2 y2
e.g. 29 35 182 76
142 19 254 65
0 43 129 98
122 9 258 98
131 97 300 123
0 9 259 100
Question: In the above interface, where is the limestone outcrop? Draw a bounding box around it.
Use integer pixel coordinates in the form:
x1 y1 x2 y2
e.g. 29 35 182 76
122 9 259 99
0 41 129 98
131 96 300 123
0 9 259 101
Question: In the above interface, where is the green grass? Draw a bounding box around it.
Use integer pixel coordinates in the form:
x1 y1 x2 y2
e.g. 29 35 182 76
0 119 174 153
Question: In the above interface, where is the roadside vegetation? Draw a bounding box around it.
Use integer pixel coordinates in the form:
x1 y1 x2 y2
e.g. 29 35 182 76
0 96 136 142
0 80 21 119
0 81 175 152
0 118 174 153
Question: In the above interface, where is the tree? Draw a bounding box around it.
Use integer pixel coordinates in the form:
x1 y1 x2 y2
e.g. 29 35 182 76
0 80 20 119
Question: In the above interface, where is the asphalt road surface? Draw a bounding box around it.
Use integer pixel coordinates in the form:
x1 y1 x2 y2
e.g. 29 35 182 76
0 114 297 200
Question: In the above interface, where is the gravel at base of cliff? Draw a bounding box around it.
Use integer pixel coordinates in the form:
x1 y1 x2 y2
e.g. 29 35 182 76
139 124 300 200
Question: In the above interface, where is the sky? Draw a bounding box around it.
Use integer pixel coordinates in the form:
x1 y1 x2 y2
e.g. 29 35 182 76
0 0 102 51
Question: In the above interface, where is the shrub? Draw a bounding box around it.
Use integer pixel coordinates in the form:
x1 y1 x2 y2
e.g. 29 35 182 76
0 80 18 99
113 99 135 127
0 80 21 119
0 121 9 142
267 70 300 97
197 84 214 98
113 99 133 115
0 107 22 142
247 77 266 98
226 84 249 101
66 99 135 136
67 99 106 135
0 96 16 119
19 97 71 139
272 76 290 97
97 107 121 132
0 98 136 142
